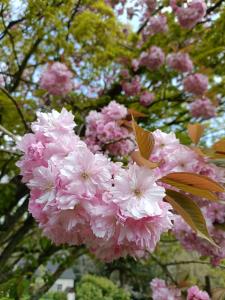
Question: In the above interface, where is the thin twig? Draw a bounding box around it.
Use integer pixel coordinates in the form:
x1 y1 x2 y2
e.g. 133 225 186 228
0 124 18 141
0 87 29 131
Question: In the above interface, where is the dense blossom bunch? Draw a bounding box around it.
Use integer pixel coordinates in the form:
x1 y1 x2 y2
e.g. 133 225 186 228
171 0 207 29
17 108 173 262
187 285 210 300
183 73 208 96
167 52 193 73
190 98 217 119
140 91 155 107
139 46 165 70
84 101 136 156
122 76 142 96
150 279 210 300
144 14 168 36
149 130 225 264
150 278 181 300
40 62 73 96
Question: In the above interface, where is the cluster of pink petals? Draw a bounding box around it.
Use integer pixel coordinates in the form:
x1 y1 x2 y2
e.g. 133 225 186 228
183 73 208 96
122 76 142 96
167 52 193 73
190 98 217 119
84 101 135 156
139 46 165 70
187 285 210 300
171 0 207 29
150 278 181 300
144 14 168 36
40 62 73 96
149 129 225 264
150 279 210 300
17 108 173 262
140 91 155 107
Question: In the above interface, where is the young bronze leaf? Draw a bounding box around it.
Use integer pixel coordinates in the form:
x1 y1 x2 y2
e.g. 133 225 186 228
132 117 154 160
128 108 147 118
188 123 205 145
162 179 218 201
165 190 217 246
160 172 224 193
213 139 225 154
131 151 159 169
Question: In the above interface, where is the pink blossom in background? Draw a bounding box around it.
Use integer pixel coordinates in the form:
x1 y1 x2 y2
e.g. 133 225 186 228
150 278 181 300
146 14 168 36
187 286 210 300
151 279 211 300
40 62 73 96
171 0 207 29
139 46 165 70
140 91 155 107
167 52 193 73
85 101 135 157
190 98 216 119
122 76 142 96
183 73 208 95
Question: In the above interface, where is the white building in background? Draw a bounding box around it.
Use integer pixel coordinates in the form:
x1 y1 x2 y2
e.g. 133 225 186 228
49 267 76 300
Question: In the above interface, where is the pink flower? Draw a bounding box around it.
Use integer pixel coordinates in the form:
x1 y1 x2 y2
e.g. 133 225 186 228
147 14 168 35
172 0 207 29
150 278 181 300
139 46 165 70
183 73 208 95
61 148 112 196
40 62 73 96
190 98 216 119
167 52 193 73
31 108 75 138
140 91 155 107
187 286 210 300
122 76 142 96
101 100 127 121
112 164 165 219
28 161 60 205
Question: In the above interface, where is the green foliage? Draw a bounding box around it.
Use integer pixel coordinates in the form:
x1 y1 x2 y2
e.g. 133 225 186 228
76 275 130 300
40 291 67 300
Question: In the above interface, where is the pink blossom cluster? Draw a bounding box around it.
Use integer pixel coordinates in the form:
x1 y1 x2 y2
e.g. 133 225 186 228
17 108 173 262
150 279 210 300
122 76 142 96
149 129 225 264
143 14 168 37
139 46 165 70
140 91 155 107
190 98 217 119
187 286 210 300
167 52 193 73
84 101 136 156
150 278 181 300
171 0 207 29
183 73 208 96
40 62 73 96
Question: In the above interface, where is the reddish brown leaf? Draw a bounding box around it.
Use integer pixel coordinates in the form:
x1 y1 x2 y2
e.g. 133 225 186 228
132 117 154 160
131 151 159 169
188 123 205 145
